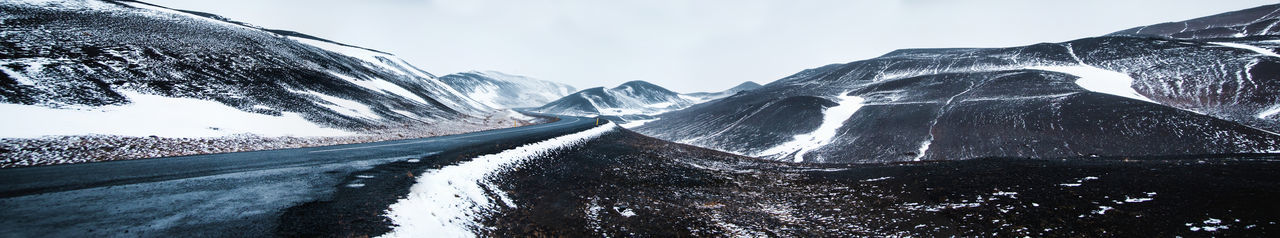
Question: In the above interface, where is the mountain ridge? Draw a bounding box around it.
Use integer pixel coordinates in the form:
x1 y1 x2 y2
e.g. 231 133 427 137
438 70 576 109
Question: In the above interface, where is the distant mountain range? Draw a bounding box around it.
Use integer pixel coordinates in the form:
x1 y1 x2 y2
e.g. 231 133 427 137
0 0 518 139
533 81 693 117
438 71 576 109
683 81 762 102
530 80 759 119
637 4 1280 163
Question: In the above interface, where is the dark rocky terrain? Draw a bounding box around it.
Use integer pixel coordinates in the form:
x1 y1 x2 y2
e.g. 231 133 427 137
636 5 1280 164
1110 4 1280 39
456 129 1280 237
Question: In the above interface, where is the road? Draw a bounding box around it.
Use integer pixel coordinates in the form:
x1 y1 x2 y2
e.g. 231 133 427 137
0 114 599 237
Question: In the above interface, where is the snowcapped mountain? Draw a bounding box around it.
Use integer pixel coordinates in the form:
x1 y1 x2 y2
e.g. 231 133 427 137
438 71 576 109
684 81 762 102
533 81 694 117
0 0 511 139
636 4 1280 164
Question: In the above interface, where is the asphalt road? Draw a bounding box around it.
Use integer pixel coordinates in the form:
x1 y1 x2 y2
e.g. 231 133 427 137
0 114 599 237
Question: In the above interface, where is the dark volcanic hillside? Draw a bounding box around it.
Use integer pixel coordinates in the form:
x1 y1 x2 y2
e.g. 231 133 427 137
0 0 530 166
1110 4 1280 39
637 6 1280 163
438 71 576 109
0 0 501 134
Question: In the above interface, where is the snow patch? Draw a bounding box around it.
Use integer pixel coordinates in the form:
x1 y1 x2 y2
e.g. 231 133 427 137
615 207 637 217
1124 196 1154 203
1209 42 1280 58
329 71 430 105
1092 206 1113 215
1028 65 1155 103
380 124 617 238
0 91 351 138
1258 105 1280 119
992 191 1018 198
755 93 866 162
913 140 931 161
861 176 893 182
291 90 382 120
620 118 659 129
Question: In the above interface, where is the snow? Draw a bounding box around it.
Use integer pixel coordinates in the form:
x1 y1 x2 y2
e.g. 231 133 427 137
1209 42 1280 58
615 207 637 217
0 91 351 138
646 102 676 108
913 140 931 161
861 176 893 182
0 65 34 85
1258 105 1280 119
1190 218 1230 232
755 93 866 162
292 38 401 74
1092 206 1114 215
620 119 659 129
1028 65 1155 103
462 85 504 109
329 71 430 105
679 94 705 103
390 109 420 119
0 59 59 86
291 90 382 120
380 123 617 238
293 38 490 111
1124 196 1154 203
991 191 1018 198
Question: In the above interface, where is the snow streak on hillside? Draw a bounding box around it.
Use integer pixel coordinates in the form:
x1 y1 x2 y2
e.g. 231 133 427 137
756 93 865 162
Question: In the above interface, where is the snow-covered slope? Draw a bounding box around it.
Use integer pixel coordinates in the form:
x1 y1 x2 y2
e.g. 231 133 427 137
533 81 695 117
438 71 576 109
684 81 762 102
0 0 505 139
637 5 1280 163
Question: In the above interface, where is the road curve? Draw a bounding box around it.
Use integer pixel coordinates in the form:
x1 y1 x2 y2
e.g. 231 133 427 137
0 114 600 237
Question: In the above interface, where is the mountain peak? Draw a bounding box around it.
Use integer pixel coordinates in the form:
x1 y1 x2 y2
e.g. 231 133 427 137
727 81 762 92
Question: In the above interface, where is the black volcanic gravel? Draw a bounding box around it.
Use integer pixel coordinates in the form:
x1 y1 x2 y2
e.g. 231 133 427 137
477 129 1280 237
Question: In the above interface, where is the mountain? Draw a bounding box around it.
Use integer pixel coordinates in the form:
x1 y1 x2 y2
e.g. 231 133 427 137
1109 4 1280 39
438 71 576 109
0 0 529 166
684 81 762 102
636 5 1280 164
532 81 694 117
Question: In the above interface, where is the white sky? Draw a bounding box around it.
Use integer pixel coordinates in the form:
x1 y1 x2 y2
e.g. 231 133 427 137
148 0 1276 93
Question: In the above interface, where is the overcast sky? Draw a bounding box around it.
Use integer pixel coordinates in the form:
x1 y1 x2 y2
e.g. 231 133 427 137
150 0 1274 92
